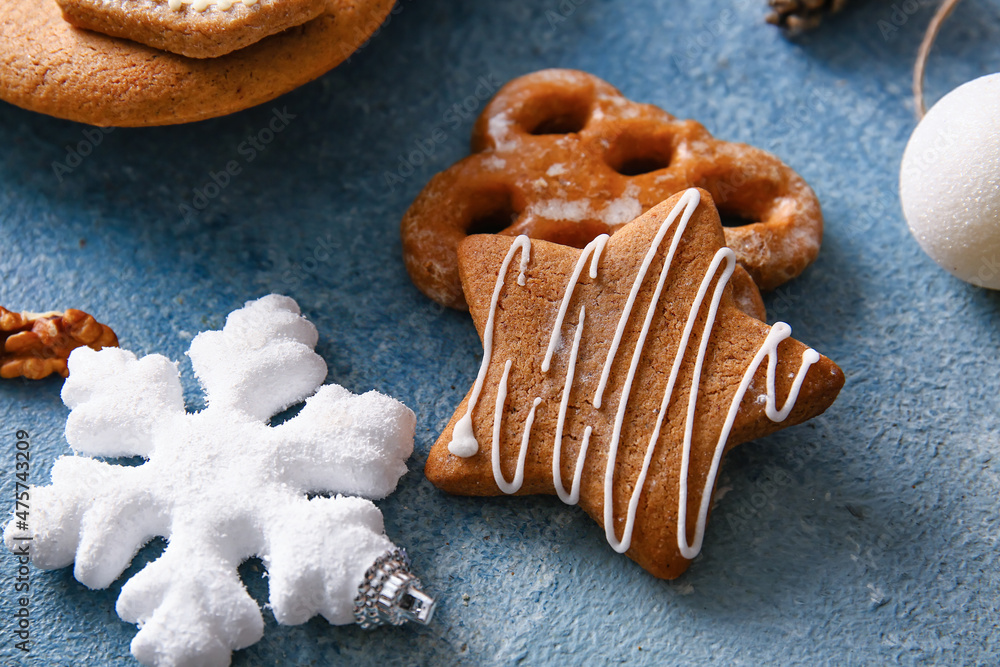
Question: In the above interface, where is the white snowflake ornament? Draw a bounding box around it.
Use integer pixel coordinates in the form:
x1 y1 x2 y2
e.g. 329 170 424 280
3 295 435 667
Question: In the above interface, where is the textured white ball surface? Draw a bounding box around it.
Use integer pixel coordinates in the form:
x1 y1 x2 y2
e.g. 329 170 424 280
900 73 1000 289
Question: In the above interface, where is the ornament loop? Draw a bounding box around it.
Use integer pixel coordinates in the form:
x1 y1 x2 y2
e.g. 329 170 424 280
353 548 436 629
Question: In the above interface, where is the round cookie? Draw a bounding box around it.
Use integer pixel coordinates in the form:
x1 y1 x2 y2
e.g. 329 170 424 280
0 0 395 127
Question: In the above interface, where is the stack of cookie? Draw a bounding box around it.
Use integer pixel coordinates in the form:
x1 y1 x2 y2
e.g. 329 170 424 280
402 70 844 579
0 0 395 126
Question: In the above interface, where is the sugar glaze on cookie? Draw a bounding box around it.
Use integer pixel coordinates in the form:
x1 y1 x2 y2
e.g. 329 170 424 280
168 0 257 11
448 189 821 559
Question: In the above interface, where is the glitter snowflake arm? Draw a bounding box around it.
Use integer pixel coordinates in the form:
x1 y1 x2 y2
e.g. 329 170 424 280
270 385 415 499
263 495 396 625
116 533 265 667
187 294 327 421
4 346 178 587
62 346 185 457
3 457 164 590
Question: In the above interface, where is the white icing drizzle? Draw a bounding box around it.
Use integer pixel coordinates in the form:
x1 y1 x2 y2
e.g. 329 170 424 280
603 245 736 553
448 236 531 457
671 322 820 559
593 188 701 409
542 235 608 373
491 357 539 494
168 0 257 12
450 188 820 559
552 305 591 505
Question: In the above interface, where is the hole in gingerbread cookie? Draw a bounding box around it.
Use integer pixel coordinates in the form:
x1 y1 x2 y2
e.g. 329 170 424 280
466 190 519 236
718 208 758 228
604 130 674 176
615 156 672 176
695 171 776 227
522 92 592 136
529 110 590 135
468 209 518 236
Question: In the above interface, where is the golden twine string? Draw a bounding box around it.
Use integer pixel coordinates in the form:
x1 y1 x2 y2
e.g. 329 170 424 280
913 0 965 118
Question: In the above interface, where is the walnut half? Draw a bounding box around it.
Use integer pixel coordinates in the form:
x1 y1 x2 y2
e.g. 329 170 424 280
0 307 119 380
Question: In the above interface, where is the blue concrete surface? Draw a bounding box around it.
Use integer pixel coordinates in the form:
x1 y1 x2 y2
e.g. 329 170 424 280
2 0 999 664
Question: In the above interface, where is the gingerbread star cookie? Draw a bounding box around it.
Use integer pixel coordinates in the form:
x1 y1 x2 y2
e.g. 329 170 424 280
401 69 823 311
424 189 844 579
56 0 327 59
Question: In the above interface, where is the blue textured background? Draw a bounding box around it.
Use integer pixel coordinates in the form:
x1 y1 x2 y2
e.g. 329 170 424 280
2 0 999 664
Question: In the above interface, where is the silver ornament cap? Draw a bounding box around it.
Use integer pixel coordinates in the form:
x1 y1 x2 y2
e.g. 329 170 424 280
353 548 435 629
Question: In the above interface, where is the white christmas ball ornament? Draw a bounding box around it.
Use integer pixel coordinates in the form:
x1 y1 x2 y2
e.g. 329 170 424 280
900 73 1000 289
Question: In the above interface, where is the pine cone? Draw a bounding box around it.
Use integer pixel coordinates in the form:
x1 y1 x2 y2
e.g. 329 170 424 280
0 307 119 380
766 0 848 31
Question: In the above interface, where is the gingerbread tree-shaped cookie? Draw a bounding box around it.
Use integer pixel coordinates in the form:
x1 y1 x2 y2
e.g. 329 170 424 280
401 69 823 311
425 189 844 579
